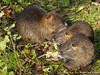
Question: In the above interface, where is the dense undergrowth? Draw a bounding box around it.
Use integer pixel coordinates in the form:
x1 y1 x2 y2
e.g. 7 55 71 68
0 0 100 75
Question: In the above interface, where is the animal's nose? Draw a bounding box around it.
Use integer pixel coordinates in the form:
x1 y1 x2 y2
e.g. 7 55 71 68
66 47 69 50
59 50 63 55
64 57 70 63
53 34 58 40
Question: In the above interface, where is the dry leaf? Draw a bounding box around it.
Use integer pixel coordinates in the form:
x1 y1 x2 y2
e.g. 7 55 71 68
0 11 4 18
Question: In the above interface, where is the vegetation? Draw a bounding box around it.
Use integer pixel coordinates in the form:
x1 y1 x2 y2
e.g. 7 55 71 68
0 0 100 75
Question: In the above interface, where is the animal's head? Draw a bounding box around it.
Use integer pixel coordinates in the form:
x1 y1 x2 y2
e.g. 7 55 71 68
54 29 73 45
60 33 94 64
42 12 67 34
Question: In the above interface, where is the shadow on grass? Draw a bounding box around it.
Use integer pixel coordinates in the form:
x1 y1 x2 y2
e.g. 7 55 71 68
94 29 100 59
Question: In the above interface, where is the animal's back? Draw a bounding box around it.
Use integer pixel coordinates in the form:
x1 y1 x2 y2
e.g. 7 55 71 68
16 5 45 43
69 21 94 38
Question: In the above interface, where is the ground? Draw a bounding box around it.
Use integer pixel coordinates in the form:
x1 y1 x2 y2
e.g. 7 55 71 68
0 0 100 75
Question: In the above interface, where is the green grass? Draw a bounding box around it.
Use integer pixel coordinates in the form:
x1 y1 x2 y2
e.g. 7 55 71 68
0 0 100 75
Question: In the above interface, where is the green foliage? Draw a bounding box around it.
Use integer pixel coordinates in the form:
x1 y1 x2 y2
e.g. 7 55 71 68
0 0 100 75
92 60 100 72
0 53 16 75
0 35 10 51
64 4 100 25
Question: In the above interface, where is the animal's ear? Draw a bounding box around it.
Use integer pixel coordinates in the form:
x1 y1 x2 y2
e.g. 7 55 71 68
65 32 69 35
45 13 54 21
42 13 55 25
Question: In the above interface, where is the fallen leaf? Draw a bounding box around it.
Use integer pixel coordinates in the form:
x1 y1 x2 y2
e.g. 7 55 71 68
0 11 4 18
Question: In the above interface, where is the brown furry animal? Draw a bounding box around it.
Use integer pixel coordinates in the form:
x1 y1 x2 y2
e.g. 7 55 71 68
54 21 94 45
16 4 67 44
59 33 95 70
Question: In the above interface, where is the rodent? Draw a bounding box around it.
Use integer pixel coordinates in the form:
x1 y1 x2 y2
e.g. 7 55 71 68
54 21 94 45
16 4 67 44
59 33 95 70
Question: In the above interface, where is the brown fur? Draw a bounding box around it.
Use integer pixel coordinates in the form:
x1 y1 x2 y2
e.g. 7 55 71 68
16 4 66 44
54 21 94 45
59 33 95 70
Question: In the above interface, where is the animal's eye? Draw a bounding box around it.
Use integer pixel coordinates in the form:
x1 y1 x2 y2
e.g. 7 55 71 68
72 43 77 47
44 38 49 41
